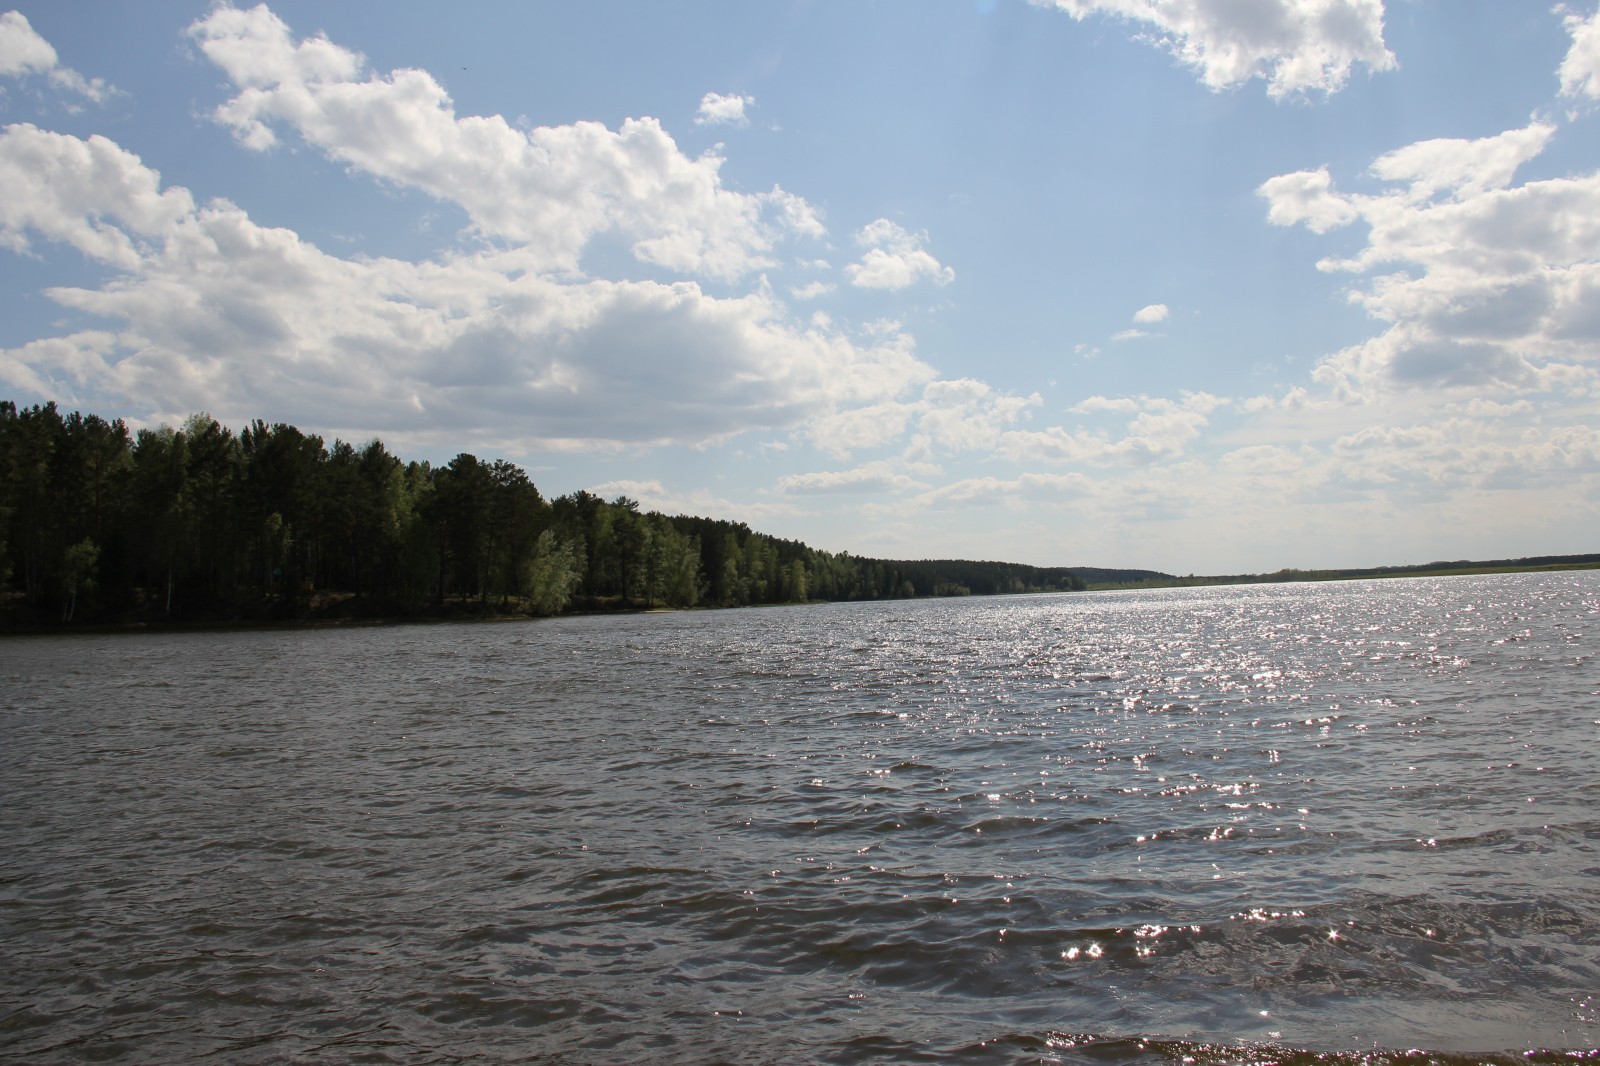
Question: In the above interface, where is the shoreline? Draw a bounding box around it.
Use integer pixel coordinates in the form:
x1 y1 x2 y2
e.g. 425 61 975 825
5 558 1598 636
1083 559 1600 591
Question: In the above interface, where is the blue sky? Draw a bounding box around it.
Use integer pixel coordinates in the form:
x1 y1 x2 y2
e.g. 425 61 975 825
2 1 1598 574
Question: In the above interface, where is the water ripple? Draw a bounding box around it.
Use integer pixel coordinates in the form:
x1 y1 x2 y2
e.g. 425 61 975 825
3 572 1598 1062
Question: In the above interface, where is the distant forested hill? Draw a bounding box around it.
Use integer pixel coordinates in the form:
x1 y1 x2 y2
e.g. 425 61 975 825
0 402 1085 629
1069 557 1600 589
1337 555 1600 577
856 558 1084 598
1066 567 1175 586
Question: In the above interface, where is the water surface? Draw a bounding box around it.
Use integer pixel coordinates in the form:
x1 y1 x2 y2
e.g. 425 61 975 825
3 572 1598 1063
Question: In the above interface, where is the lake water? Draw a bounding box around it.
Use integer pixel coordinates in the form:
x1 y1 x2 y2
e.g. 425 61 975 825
3 572 1599 1064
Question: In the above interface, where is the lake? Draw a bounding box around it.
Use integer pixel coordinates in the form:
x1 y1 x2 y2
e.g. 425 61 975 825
3 572 1598 1063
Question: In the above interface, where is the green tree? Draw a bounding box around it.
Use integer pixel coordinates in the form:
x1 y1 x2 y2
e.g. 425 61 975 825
486 459 546 608
417 454 495 605
659 523 702 608
60 537 99 622
523 529 584 615
240 420 327 604
348 438 408 604
603 496 647 605
184 414 242 603
786 558 808 603
550 490 605 603
130 425 189 614
712 530 745 606
631 515 703 608
395 460 439 609
0 402 63 602
62 412 131 544
261 512 292 595
744 534 777 603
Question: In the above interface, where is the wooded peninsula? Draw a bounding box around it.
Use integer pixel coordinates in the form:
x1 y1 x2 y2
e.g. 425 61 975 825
5 402 1594 631
0 402 1085 629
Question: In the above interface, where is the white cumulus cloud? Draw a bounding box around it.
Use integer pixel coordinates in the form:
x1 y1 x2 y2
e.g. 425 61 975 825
1028 0 1396 97
1260 120 1600 395
187 5 816 282
790 280 835 300
776 459 936 496
802 376 1038 460
1000 392 1223 466
0 124 195 267
0 120 937 453
845 219 955 290
1257 166 1360 232
696 91 753 126
0 10 55 77
1132 303 1170 324
0 10 111 102
1368 123 1556 203
916 471 1093 508
1559 3 1600 101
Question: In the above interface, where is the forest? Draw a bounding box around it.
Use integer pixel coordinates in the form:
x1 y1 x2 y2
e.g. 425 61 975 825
0 402 1085 628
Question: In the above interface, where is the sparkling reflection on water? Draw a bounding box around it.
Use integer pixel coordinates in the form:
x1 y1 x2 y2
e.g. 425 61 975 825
3 572 1599 1064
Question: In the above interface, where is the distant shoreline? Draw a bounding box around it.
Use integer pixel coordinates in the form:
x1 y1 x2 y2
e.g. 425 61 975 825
1079 556 1600 591
5 557 1596 637
7 402 1592 635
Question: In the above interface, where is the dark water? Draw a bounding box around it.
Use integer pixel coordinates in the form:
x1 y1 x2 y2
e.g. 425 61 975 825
3 572 1599 1064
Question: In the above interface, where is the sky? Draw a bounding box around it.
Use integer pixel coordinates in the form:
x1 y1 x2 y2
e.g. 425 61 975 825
2 1 1598 575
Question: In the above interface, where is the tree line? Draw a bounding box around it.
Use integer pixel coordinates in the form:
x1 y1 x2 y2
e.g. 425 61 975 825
0 401 1084 627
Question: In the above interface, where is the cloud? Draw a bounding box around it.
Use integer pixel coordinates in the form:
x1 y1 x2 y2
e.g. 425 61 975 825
0 124 196 267
590 478 802 523
696 91 753 126
800 377 1038 460
790 280 835 300
911 379 1041 456
0 10 112 102
0 330 118 397
1328 414 1600 491
1559 3 1600 101
1111 328 1147 342
0 2 982 461
187 5 816 282
1257 166 1360 232
0 11 55 78
1000 392 1223 466
3 4 1595 577
1070 395 1142 414
845 218 955 290
805 400 918 457
861 380 1598 571
776 459 936 495
1368 123 1555 202
1029 0 1396 98
0 123 937 452
916 471 1093 508
1260 120 1600 395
